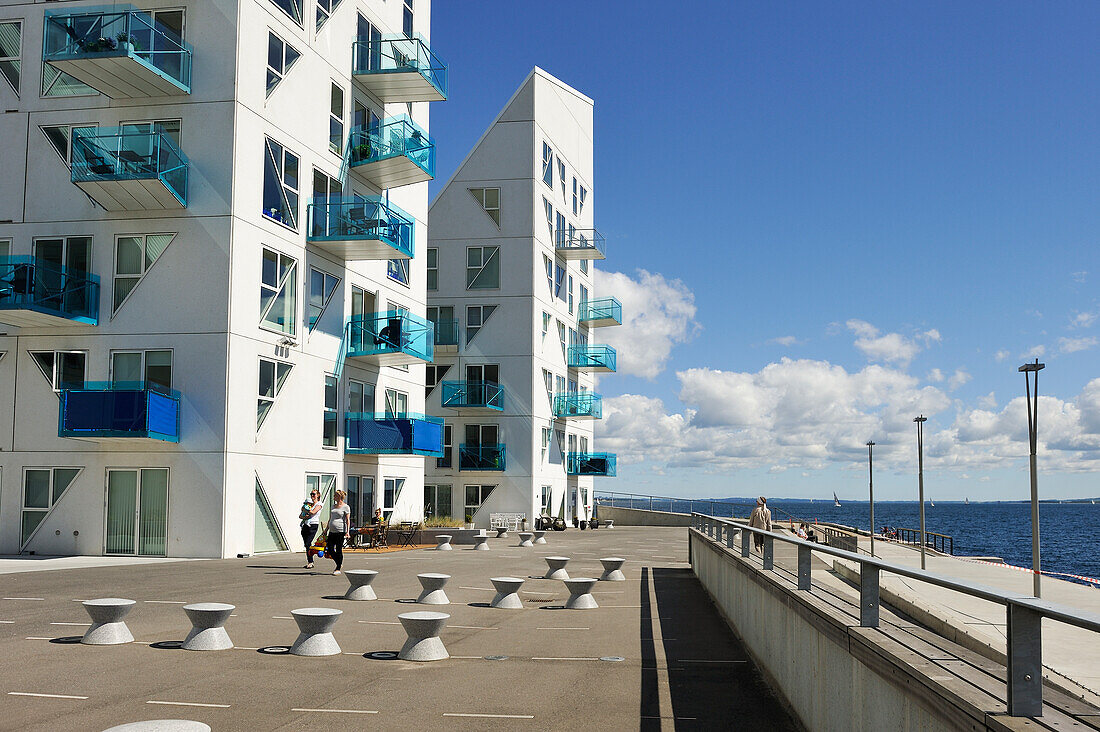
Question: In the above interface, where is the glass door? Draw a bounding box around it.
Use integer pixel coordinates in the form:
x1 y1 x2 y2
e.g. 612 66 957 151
34 236 91 313
347 475 374 526
105 468 168 556
465 364 498 406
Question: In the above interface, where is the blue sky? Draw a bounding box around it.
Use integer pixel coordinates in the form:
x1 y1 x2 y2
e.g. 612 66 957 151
427 1 1100 501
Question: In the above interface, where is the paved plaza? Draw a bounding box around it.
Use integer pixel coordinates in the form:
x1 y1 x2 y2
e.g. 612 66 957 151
0 527 798 731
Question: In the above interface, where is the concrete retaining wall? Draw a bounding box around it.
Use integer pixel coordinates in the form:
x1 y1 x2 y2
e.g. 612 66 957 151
594 505 692 527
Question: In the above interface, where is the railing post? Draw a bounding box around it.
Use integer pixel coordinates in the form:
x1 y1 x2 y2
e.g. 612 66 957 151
860 565 880 627
741 527 750 557
763 535 774 570
797 544 811 590
726 526 736 550
1007 602 1043 716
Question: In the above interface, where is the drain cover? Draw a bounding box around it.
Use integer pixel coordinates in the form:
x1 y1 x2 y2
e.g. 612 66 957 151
259 646 290 654
483 655 509 661
366 651 398 660
600 656 625 662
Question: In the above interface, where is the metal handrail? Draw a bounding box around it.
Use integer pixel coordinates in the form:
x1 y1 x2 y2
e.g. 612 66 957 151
894 527 954 555
691 513 1100 717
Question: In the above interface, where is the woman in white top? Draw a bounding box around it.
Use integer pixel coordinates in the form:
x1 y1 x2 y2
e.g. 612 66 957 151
300 489 322 569
326 489 351 575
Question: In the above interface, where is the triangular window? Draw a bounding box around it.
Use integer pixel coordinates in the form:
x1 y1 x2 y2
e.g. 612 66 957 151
113 233 175 313
257 358 293 429
425 363 451 397
465 305 496 346
0 21 21 96
468 187 500 226
254 476 289 552
260 247 297 335
308 267 340 332
267 32 301 97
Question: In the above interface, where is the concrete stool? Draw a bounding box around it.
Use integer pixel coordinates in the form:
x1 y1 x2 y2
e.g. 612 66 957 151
473 534 490 551
599 557 626 582
544 556 570 580
435 534 453 550
604 519 614 529
103 722 211 731
564 578 599 609
289 607 342 656
81 598 136 645
416 573 451 605
181 603 234 651
494 527 509 539
517 532 534 547
490 577 524 609
397 611 449 662
343 569 379 601
533 530 547 545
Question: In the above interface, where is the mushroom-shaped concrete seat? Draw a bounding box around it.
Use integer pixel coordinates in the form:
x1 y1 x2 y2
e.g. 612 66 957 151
564 578 599 609
398 611 449 662
181 602 235 651
435 534 453 550
599 557 626 582
344 569 379 600
494 527 509 539
490 577 525 609
544 556 570 580
517 532 534 547
533 530 547 545
472 534 490 551
81 598 136 645
416 573 451 604
604 519 614 529
289 607 342 656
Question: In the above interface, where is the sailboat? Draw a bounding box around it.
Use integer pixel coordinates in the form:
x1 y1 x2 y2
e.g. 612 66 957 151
929 498 935 507
965 497 969 505
833 492 841 508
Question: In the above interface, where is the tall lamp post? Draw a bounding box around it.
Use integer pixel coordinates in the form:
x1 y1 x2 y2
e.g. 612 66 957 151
914 415 927 570
1020 359 1045 598
867 440 876 558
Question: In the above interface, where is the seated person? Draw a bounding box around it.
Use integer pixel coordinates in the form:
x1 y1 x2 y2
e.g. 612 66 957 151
806 526 817 543
796 522 808 540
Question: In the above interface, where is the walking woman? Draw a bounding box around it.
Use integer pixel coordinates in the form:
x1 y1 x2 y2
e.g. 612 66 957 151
300 489 322 569
327 489 351 575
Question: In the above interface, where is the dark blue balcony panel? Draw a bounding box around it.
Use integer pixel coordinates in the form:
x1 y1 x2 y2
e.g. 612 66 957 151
59 381 180 443
346 115 435 189
433 318 459 351
352 34 447 103
441 381 504 411
307 197 414 260
578 297 622 327
346 311 434 366
459 444 506 472
567 344 617 373
0 256 99 328
71 127 188 211
553 392 602 419
345 413 443 457
567 452 617 477
556 228 606 261
43 8 192 98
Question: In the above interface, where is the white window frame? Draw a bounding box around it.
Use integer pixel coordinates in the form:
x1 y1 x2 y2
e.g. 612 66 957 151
113 233 176 314
322 373 338 448
466 245 500 290
383 476 405 514
20 466 82 550
268 0 305 27
109 348 173 389
329 81 344 155
308 266 340 332
103 467 171 556
468 187 501 226
426 247 438 291
541 142 554 188
257 357 293 430
266 31 300 97
260 246 298 336
263 137 300 230
385 388 408 417
30 350 86 392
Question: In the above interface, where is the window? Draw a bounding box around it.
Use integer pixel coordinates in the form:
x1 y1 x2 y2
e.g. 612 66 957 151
316 0 342 31
466 304 496 345
568 327 578 350
541 143 554 188
323 374 338 447
21 468 80 547
111 350 172 389
425 484 452 519
263 137 299 229
0 238 9 257
572 177 578 215
306 474 337 524
555 375 566 398
31 236 92 315
120 118 181 145
568 433 578 457
385 388 408 417
555 262 566 301
269 0 304 27
329 83 344 154
578 185 587 215
114 234 174 312
346 475 373 527
387 258 410 286
541 430 551 455
103 468 169 556
309 168 341 238
543 370 553 403
557 156 566 201
557 321 567 359
437 424 453 469
0 21 21 95
468 187 500 226
348 379 373 413
465 484 495 517
466 246 500 289
568 377 578 394
383 477 405 514
403 0 414 35
541 485 552 513
257 358 292 429
30 351 85 391
266 32 300 97
308 268 339 331
260 247 297 335
579 435 588 454
543 198 554 240
426 248 438 290
42 63 96 98
581 257 588 275
544 255 554 297
579 284 589 313
556 211 566 247
41 124 96 166
568 275 574 315
542 311 550 337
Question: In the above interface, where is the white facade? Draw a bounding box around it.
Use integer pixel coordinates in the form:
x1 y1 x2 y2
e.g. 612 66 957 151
425 68 617 529
0 0 440 558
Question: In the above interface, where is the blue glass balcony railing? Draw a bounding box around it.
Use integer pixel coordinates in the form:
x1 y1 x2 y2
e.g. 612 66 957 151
59 381 180 442
566 452 617 477
441 381 504 411
307 196 414 259
345 115 435 188
0 256 99 326
43 8 192 97
432 318 459 347
346 311 433 365
553 392 603 419
555 228 606 260
71 127 188 209
459 444 506 472
567 344 617 372
352 33 447 102
345 412 444 456
578 297 622 327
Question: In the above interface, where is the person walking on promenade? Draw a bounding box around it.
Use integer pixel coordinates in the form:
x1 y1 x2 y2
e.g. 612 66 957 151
300 489 322 569
327 490 351 575
748 496 772 552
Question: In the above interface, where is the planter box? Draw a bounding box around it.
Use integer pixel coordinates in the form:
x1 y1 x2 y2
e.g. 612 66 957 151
420 527 486 546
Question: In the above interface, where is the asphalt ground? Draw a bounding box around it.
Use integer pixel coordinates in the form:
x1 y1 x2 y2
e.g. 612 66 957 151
0 526 799 731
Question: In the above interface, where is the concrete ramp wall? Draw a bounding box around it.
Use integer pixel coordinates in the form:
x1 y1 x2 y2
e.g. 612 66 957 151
594 505 691 526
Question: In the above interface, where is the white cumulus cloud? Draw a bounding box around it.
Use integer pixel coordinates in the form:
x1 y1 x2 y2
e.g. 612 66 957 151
1071 311 1097 329
948 369 972 390
1059 336 1098 354
846 320 932 366
994 350 1011 362
927 368 944 383
1022 345 1046 359
769 335 798 346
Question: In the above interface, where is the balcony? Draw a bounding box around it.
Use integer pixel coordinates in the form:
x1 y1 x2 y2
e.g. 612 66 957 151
43 9 191 98
352 34 447 103
0 257 99 328
441 381 504 411
553 392 603 419
567 452 617 477
432 318 459 354
345 413 443 457
59 382 180 443
307 197 413 260
459 444 506 472
345 311 433 366
346 116 435 189
578 297 622 327
567 344 617 373
555 228 606 261
71 127 188 211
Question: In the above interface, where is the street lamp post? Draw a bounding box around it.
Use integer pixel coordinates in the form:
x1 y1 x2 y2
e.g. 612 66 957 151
867 440 876 558
1020 359 1045 598
914 415 927 570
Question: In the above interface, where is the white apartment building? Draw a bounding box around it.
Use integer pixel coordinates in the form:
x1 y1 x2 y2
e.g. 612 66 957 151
0 0 446 558
425 68 619 529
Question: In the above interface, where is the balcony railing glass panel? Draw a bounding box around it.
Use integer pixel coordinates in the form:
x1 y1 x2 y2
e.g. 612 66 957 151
307 196 414 259
59 381 180 442
0 256 99 326
71 126 188 209
566 452 617 477
578 297 622 327
345 412 443 456
352 33 447 102
555 228 606 260
345 115 435 188
553 392 603 419
459 444 506 472
441 381 504 411
566 344 617 372
345 311 433 364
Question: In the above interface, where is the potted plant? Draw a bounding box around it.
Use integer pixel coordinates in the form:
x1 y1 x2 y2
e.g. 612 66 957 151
464 514 474 530
116 32 137 54
84 36 117 53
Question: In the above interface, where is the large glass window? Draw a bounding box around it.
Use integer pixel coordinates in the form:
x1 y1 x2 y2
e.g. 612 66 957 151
425 484 452 519
308 267 339 331
466 246 500 290
329 83 344 155
0 21 21 95
42 63 96 97
387 258 410 287
263 137 299 229
105 468 168 556
30 351 86 391
383 477 405 514
543 198 554 239
323 374 338 447
306 474 337 524
348 379 373 413
544 255 553 297
464 484 495 518
384 388 408 418
266 32 300 97
426 248 438 291
21 468 79 548
33 236 92 315
543 369 553 404
260 247 297 335
541 143 554 188
468 187 500 226
572 177 578 215
568 275 574 315
346 475 373 527
269 0 304 27
554 262 566 301
466 304 496 345
557 156 567 201
437 424 453 469
114 234 174 312
555 211 566 247
257 358 292 429
403 0 414 36
41 124 95 166
111 350 172 389
316 0 342 31
0 238 9 258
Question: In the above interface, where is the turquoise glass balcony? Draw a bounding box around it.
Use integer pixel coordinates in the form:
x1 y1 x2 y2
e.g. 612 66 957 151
432 318 459 352
459 444 506 472
567 344 617 373
567 452 617 477
346 116 435 189
71 127 188 211
441 381 504 411
307 197 413 260
345 412 443 457
553 392 603 419
556 228 606 260
346 311 433 366
0 257 99 328
353 34 447 103
578 297 622 327
59 381 180 443
43 8 192 98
